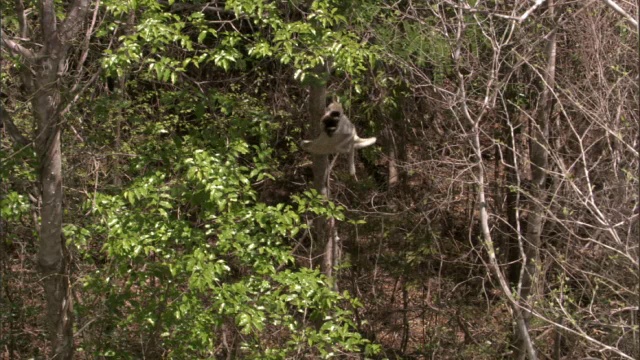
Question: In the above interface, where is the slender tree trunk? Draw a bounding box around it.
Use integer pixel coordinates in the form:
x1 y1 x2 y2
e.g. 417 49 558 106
635 2 640 357
32 20 76 360
472 119 537 360
499 80 524 285
520 1 556 308
385 125 399 188
400 280 409 354
384 98 406 189
2 1 90 357
307 67 338 283
517 1 557 358
309 75 328 197
505 123 522 285
34 81 73 359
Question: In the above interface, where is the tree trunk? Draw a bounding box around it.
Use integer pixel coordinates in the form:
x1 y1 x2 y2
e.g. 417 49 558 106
309 75 328 197
517 1 557 357
385 125 399 188
504 117 523 286
386 96 408 190
635 2 639 357
520 3 557 309
498 72 525 286
1 1 91 357
34 82 73 359
472 120 537 360
306 67 338 283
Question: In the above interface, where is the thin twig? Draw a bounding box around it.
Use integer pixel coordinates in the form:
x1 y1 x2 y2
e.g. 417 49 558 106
600 0 639 29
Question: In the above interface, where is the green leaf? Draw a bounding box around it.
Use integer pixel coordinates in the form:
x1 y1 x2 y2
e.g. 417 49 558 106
198 31 207 43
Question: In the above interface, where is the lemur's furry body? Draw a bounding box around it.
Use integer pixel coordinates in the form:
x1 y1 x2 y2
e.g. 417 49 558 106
302 102 376 176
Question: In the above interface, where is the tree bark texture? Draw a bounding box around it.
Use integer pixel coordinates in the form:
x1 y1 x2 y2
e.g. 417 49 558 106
518 1 557 358
384 125 399 187
2 1 91 358
472 121 537 360
504 118 523 285
309 76 328 197
34 82 73 359
385 95 408 190
635 1 639 357
498 75 525 286
307 69 337 281
520 1 557 307
34 37 73 360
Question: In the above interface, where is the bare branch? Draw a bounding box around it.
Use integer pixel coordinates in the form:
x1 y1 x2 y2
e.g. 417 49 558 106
60 0 91 44
14 0 30 39
518 0 547 23
77 0 102 71
0 105 31 147
525 307 636 360
157 1 231 15
39 0 58 47
599 0 639 29
0 29 36 61
441 0 522 21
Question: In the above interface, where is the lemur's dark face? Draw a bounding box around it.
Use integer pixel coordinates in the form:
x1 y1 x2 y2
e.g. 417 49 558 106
323 115 340 136
322 103 344 137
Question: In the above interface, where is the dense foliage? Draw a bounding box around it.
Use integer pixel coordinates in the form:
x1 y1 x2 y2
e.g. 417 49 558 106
1 0 638 359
